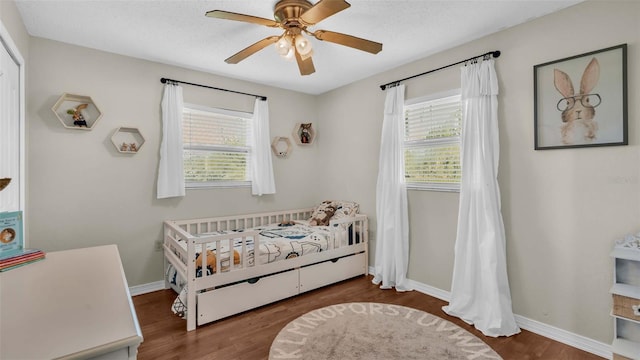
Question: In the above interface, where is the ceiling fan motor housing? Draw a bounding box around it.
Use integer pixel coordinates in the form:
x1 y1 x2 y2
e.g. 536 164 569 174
274 0 313 26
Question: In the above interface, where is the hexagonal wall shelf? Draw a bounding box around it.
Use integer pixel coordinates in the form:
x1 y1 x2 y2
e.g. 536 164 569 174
292 122 315 145
111 127 145 154
52 93 103 130
271 136 292 158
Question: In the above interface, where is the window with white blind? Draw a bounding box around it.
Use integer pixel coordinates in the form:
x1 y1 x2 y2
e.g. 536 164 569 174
404 90 462 191
182 104 253 188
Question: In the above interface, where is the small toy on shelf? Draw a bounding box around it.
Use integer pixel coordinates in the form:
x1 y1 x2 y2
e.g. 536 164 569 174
129 143 138 152
67 104 88 127
120 143 129 152
300 123 312 144
0 178 11 192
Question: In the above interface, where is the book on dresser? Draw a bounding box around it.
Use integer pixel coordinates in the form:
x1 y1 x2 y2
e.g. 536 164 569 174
0 210 45 272
610 233 640 360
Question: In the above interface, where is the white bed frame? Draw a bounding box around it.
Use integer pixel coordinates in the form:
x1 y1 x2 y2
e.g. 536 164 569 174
163 208 368 331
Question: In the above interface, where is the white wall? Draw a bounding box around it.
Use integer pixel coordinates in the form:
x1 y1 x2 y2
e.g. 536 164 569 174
316 0 640 344
0 0 29 59
25 37 323 287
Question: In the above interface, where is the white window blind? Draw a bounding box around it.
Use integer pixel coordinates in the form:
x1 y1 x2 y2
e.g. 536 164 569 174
182 104 252 187
404 92 462 191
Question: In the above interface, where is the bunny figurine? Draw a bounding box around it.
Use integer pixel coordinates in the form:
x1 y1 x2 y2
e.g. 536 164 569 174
553 57 600 145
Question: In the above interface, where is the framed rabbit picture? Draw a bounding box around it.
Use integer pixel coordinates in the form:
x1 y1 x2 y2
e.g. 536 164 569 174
534 44 627 150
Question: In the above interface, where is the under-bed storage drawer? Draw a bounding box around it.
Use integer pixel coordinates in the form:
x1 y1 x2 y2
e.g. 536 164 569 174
197 269 299 325
299 252 366 293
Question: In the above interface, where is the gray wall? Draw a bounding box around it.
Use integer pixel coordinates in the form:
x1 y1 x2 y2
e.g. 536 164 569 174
25 38 323 289
316 0 640 345
7 0 639 347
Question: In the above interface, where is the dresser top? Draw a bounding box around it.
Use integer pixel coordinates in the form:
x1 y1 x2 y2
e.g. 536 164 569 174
0 245 143 359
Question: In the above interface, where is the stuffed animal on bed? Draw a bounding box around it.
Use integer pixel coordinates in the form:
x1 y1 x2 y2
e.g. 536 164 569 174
195 249 240 272
309 201 337 226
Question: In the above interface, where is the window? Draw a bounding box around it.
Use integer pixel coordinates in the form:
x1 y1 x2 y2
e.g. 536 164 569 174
404 90 462 191
182 104 253 188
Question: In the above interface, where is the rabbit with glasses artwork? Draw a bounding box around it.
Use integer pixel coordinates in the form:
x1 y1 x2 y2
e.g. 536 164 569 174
553 57 601 145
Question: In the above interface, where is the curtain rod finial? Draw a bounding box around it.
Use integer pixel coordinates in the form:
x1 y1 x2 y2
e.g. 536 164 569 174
492 51 501 58
160 78 168 84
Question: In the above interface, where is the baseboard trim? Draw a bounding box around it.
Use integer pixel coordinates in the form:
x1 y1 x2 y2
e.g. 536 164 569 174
130 280 165 296
406 278 612 359
513 314 612 358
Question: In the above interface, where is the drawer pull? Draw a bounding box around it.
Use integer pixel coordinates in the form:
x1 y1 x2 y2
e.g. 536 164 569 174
633 305 640 316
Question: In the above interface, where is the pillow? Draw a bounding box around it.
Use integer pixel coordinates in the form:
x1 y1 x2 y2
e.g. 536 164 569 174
308 200 338 226
330 200 360 222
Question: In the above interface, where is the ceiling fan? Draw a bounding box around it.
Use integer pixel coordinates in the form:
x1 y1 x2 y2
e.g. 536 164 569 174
206 0 383 76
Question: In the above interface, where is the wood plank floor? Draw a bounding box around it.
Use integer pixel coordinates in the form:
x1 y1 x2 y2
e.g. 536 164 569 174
132 275 605 360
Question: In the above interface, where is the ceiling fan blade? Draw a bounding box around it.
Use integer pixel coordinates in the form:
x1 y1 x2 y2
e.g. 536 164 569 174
206 10 279 28
299 0 350 25
313 30 382 54
225 36 280 64
295 51 315 76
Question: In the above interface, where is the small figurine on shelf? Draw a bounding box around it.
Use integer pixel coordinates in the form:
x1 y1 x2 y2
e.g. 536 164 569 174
300 123 312 144
129 143 138 152
67 103 88 127
120 143 129 152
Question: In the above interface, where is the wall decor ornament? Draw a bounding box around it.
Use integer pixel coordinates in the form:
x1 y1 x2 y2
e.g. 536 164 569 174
110 127 146 154
271 136 292 158
51 93 103 130
292 122 315 145
0 178 10 192
534 44 627 150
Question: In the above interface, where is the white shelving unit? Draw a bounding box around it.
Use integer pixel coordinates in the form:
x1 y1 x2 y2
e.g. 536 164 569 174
610 241 640 360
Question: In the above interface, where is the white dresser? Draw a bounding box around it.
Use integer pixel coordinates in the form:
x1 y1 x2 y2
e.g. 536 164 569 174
0 245 143 359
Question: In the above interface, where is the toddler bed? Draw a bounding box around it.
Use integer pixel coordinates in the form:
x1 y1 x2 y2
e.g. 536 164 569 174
163 201 368 331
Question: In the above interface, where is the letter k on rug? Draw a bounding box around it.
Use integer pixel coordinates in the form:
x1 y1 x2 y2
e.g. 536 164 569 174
269 302 502 360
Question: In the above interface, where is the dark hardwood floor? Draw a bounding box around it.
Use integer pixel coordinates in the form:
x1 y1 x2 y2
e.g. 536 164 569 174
132 275 604 360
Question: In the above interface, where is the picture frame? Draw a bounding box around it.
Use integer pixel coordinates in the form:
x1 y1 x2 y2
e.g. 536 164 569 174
533 44 627 150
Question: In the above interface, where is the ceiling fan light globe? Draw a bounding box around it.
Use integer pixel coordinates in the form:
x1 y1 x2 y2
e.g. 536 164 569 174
294 34 313 56
275 37 292 56
282 47 295 61
299 48 313 60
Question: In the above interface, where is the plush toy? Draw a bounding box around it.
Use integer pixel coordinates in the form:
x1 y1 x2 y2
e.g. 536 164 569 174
300 123 312 143
195 249 240 272
279 220 296 227
67 104 88 127
309 202 337 226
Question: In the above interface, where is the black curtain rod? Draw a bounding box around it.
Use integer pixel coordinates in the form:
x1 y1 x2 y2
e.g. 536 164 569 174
160 78 267 101
379 50 501 91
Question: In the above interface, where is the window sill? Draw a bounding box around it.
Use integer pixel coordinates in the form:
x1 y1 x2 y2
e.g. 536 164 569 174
406 184 460 193
186 181 251 189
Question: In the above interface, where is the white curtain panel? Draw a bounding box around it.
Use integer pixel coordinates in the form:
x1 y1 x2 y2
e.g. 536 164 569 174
372 84 412 292
442 59 520 337
157 83 185 199
250 99 276 196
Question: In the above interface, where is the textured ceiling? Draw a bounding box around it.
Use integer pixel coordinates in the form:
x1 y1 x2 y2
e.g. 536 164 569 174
16 0 582 95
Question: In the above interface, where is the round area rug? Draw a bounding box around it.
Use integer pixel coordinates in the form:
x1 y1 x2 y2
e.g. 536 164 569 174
269 302 502 360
